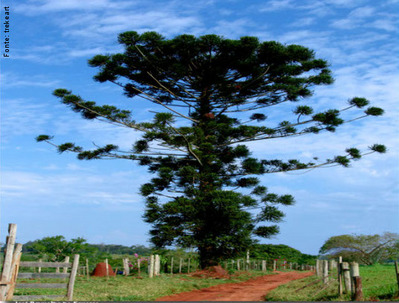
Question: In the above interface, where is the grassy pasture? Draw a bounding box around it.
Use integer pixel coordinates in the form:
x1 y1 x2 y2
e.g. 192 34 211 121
264 263 399 301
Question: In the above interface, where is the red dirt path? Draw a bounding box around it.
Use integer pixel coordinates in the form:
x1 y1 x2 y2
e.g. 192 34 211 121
156 270 314 301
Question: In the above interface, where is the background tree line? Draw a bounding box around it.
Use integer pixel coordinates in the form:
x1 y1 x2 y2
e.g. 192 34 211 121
9 231 397 268
10 235 317 266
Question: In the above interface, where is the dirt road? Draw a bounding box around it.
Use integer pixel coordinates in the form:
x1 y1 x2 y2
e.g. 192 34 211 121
156 271 314 301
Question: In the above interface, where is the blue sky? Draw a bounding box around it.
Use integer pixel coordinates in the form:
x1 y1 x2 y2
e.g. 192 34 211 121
0 0 398 255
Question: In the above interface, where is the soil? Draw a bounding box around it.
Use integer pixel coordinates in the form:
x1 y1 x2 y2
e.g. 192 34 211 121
189 265 230 279
91 262 116 277
156 270 314 301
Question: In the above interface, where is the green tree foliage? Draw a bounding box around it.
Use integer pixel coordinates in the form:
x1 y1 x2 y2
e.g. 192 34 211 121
89 243 152 255
37 31 385 268
319 232 399 265
27 235 98 262
251 244 316 265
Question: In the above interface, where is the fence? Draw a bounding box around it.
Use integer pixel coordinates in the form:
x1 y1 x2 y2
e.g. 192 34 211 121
13 255 80 301
112 255 314 278
0 224 82 301
295 258 360 300
0 224 21 301
82 255 314 279
308 258 399 301
119 255 197 277
316 258 363 300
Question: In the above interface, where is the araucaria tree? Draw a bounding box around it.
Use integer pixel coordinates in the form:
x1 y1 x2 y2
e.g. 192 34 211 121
37 32 385 268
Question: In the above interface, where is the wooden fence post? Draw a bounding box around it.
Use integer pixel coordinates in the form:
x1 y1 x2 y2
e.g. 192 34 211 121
86 258 90 280
122 258 126 275
187 258 191 273
179 258 182 273
350 262 359 293
323 260 329 284
105 259 109 280
170 257 174 274
67 255 80 301
137 258 141 275
350 262 361 300
126 258 131 276
342 262 351 294
63 256 70 274
38 258 42 273
149 255 154 278
4 243 22 301
262 260 266 272
154 255 158 276
273 260 277 271
0 224 17 301
237 259 240 271
329 259 334 272
63 256 70 281
154 255 160 276
316 259 323 277
353 276 363 301
246 251 250 271
338 256 343 296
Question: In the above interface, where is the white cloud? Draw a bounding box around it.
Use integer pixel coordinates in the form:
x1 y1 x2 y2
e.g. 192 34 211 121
43 164 59 170
324 0 366 8
15 0 135 15
370 18 398 32
0 98 54 139
349 6 375 18
256 0 366 17
211 18 255 38
0 72 61 88
0 169 146 207
61 11 201 39
289 17 316 28
13 2 203 64
330 5 396 31
258 0 293 12
85 191 138 204
68 47 107 58
0 92 145 149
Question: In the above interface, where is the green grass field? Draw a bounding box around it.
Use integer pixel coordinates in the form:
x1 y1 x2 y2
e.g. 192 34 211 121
264 264 399 301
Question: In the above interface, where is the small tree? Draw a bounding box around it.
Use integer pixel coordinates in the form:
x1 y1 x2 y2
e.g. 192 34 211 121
319 232 399 264
37 32 386 268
